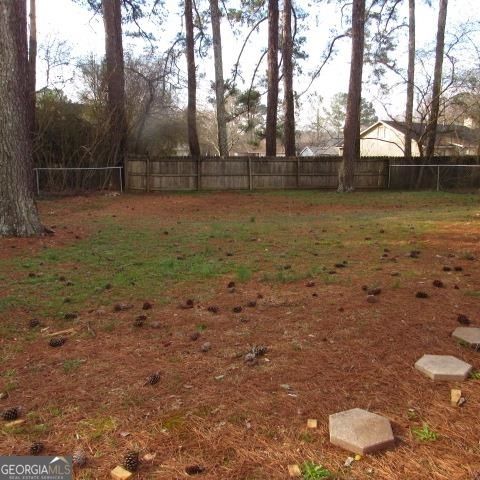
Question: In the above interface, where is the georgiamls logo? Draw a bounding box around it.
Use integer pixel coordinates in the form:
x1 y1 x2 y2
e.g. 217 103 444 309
0 455 72 479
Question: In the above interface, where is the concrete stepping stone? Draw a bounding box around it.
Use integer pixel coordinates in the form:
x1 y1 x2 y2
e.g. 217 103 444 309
415 354 472 381
452 327 480 348
329 408 395 454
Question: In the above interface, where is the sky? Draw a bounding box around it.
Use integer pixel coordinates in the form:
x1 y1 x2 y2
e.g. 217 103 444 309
35 0 480 129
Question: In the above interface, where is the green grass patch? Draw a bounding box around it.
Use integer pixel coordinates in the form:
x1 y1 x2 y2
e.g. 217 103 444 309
161 413 185 431
235 264 253 282
465 290 480 298
62 359 84 374
1 368 18 392
270 190 480 208
412 423 438 442
0 295 27 315
299 431 315 443
79 415 118 441
46 405 63 417
301 461 333 479
1 191 478 328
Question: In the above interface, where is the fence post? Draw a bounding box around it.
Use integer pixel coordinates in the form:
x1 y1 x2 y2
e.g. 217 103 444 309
296 157 300 188
436 165 440 191
119 167 123 193
35 169 40 196
197 157 201 190
387 160 391 189
248 157 252 190
124 158 129 192
146 156 150 192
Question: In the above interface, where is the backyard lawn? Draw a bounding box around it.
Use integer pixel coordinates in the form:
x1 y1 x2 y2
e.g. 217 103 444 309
0 191 479 479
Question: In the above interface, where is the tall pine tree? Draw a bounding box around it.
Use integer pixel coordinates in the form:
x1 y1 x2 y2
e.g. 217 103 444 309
0 0 44 236
265 0 279 156
338 0 366 192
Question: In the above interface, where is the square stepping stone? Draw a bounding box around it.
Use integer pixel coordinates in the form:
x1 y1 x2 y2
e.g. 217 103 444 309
415 354 472 381
329 408 395 455
452 327 480 348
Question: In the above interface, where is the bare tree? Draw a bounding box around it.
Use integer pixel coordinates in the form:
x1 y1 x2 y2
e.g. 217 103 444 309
0 0 43 236
185 0 201 157
404 0 415 160
265 0 279 156
338 0 366 192
282 0 295 156
38 37 71 90
425 0 448 159
101 0 128 166
124 51 181 153
210 0 228 156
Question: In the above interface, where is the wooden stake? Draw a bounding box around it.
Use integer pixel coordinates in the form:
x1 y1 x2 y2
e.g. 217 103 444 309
110 466 133 480
307 418 318 429
287 464 301 477
451 388 462 407
44 328 76 337
5 419 26 428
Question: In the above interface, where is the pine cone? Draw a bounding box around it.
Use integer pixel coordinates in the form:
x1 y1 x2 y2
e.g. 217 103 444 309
415 291 428 299
73 448 87 467
185 464 205 475
144 372 161 386
457 314 471 325
30 442 44 455
244 352 258 366
49 337 66 347
134 315 146 327
123 451 139 472
2 407 19 421
251 345 267 357
29 318 40 328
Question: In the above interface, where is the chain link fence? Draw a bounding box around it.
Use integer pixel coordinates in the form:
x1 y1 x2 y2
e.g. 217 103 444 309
388 163 480 191
34 167 123 196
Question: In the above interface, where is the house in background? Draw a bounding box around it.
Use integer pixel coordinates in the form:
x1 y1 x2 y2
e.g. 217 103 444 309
356 120 479 157
299 138 342 157
232 138 285 157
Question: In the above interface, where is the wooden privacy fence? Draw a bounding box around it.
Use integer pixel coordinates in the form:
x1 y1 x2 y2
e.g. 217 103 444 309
126 155 389 191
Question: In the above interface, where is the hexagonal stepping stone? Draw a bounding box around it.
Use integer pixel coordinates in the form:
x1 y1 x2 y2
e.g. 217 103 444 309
329 408 395 454
452 327 480 348
415 354 472 381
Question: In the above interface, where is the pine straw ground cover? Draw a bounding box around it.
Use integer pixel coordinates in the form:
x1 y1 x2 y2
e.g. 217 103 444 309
0 191 479 480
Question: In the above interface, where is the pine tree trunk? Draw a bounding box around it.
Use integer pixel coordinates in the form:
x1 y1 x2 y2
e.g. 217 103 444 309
0 0 43 237
425 0 448 160
102 0 127 167
28 0 37 137
404 0 415 161
265 0 279 157
185 0 201 157
210 0 228 156
282 0 295 156
338 0 365 192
